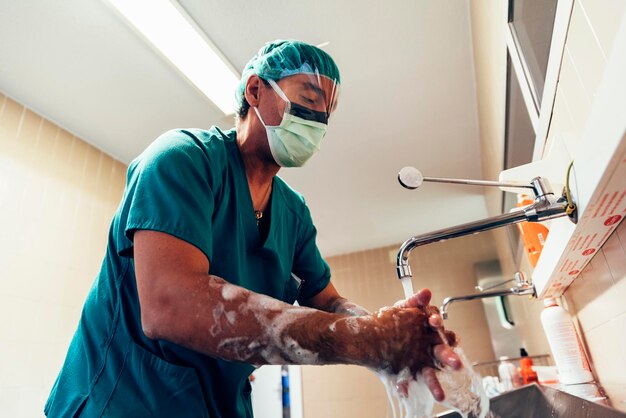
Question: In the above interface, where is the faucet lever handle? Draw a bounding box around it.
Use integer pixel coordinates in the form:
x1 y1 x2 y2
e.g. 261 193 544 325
514 271 532 287
398 167 537 191
475 272 528 292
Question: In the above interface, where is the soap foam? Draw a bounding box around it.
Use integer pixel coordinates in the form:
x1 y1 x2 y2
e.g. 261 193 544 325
221 284 243 301
377 347 489 418
379 369 434 418
240 291 324 364
376 279 490 417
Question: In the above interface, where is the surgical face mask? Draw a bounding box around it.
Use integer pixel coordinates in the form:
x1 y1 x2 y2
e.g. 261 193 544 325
253 79 328 167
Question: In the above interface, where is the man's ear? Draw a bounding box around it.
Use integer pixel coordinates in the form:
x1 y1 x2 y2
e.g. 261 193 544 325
244 75 262 107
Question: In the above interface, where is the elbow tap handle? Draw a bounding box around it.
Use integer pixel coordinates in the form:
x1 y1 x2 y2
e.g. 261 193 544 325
398 167 536 191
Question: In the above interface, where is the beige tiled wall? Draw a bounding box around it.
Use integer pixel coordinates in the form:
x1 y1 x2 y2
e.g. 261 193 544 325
538 0 626 411
0 92 126 417
301 233 499 418
545 0 626 158
563 222 626 409
470 0 626 412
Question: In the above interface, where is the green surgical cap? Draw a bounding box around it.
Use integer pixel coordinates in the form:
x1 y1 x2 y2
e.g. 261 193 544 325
236 40 341 110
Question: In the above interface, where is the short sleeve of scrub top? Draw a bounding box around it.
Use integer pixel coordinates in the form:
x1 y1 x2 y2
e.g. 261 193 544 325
119 129 217 260
292 203 331 301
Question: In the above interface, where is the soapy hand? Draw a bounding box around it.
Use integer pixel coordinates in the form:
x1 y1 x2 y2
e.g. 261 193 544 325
355 293 458 378
363 306 444 374
393 288 460 401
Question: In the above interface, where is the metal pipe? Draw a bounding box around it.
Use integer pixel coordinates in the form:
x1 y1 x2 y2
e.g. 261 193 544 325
440 285 536 319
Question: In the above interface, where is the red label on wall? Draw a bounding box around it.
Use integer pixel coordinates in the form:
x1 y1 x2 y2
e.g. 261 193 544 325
604 215 622 226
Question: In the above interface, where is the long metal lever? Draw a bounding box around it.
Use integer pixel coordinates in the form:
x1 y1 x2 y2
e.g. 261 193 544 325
422 176 534 189
398 166 535 191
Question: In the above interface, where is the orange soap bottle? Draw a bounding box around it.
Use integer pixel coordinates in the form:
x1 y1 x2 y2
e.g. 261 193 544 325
519 348 539 385
516 195 550 267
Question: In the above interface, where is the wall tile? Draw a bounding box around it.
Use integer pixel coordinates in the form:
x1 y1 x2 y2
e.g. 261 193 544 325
579 0 626 60
0 93 126 416
566 1 608 103
0 388 22 416
583 312 626 386
603 230 626 285
558 49 592 140
455 325 498 363
32 119 59 175
549 89 580 157
14 109 41 162
566 251 617 331
617 220 626 254
0 97 24 149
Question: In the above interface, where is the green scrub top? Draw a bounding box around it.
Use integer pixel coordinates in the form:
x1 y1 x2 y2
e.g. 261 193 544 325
44 127 331 418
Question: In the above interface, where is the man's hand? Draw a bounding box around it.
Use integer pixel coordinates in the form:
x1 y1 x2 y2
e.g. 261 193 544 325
393 288 461 401
303 282 461 401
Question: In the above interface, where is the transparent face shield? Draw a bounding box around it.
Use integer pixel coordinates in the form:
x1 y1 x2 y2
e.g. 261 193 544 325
267 71 340 125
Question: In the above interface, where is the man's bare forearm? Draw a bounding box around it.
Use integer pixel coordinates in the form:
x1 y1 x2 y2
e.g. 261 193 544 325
145 274 378 367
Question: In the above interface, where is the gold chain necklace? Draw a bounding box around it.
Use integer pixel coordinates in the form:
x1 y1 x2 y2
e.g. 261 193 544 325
254 184 272 226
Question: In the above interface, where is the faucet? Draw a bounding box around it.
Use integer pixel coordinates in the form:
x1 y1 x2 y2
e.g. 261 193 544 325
395 167 577 281
440 272 535 319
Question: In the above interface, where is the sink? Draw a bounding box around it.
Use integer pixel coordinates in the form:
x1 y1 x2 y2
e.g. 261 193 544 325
436 384 626 418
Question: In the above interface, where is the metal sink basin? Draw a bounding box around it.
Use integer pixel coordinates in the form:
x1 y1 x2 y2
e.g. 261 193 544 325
436 384 626 418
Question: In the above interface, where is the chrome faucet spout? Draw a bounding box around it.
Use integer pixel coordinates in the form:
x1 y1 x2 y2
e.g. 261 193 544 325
396 176 573 280
396 210 529 278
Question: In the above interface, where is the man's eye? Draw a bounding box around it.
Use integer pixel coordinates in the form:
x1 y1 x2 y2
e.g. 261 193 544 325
301 96 315 104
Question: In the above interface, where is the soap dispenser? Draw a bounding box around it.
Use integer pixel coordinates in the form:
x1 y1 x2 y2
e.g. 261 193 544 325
519 348 539 385
516 194 550 267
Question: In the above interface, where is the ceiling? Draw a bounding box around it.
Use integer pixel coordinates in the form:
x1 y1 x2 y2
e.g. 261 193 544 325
0 0 492 256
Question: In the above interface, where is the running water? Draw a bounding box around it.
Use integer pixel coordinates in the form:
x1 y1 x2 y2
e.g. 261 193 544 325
377 278 490 418
400 277 414 300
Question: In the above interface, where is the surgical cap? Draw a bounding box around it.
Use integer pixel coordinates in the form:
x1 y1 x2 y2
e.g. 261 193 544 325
236 40 341 110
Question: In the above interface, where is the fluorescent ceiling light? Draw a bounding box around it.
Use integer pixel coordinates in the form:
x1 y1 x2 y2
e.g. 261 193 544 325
106 0 239 115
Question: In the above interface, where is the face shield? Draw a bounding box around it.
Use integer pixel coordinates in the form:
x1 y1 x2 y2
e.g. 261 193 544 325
268 72 340 125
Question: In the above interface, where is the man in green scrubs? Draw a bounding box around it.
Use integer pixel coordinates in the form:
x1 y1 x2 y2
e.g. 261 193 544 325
45 40 460 417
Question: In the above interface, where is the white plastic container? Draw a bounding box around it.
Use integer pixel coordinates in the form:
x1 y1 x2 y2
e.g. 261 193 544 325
540 298 594 385
497 357 517 391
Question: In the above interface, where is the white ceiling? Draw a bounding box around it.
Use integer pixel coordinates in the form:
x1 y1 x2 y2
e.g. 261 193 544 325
0 0 492 256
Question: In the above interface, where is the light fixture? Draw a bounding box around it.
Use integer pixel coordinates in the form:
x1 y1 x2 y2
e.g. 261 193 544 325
106 0 239 115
